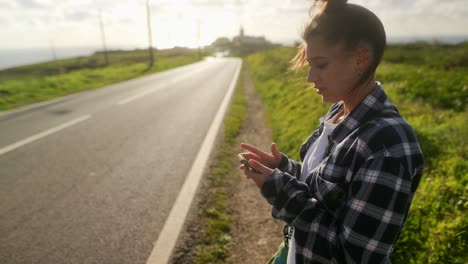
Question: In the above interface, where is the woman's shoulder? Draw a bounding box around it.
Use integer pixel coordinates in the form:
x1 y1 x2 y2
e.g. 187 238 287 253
357 112 422 159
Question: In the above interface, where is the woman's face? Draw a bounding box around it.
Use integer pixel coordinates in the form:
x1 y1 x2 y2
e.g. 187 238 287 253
304 36 361 103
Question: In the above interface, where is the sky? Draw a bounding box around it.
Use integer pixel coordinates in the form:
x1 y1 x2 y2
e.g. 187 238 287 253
0 0 467 50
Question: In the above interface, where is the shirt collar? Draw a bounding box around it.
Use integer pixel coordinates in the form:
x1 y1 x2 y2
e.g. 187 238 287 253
329 82 391 144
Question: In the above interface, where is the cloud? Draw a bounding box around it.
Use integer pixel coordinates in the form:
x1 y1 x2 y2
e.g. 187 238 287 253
152 0 245 13
15 0 48 9
368 0 468 34
277 4 308 13
16 16 48 27
0 16 8 25
0 1 12 8
119 17 135 24
190 0 245 8
191 0 225 8
64 10 94 22
0 0 466 49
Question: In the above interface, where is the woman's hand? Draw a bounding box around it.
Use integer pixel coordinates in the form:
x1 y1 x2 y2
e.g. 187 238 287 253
240 158 274 189
238 142 283 189
239 143 283 169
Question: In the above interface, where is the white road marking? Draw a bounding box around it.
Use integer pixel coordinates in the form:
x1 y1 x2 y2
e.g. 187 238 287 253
0 115 91 156
116 64 212 106
117 88 162 105
145 59 242 264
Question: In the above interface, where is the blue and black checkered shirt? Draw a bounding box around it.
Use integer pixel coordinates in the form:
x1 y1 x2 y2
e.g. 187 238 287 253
261 83 424 263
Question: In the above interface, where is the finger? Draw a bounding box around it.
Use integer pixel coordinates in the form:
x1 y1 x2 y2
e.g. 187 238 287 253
271 143 282 160
243 165 257 179
246 161 271 188
240 165 252 179
240 143 270 160
241 152 262 161
248 159 272 175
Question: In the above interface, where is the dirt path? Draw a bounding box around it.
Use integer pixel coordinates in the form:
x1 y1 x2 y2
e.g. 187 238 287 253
225 64 284 263
170 64 284 263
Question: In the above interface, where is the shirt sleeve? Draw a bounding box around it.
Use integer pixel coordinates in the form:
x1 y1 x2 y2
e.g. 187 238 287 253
277 153 302 178
260 153 414 263
260 169 321 224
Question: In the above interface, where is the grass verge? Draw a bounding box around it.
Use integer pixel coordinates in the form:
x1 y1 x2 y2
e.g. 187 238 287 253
0 49 202 111
191 65 247 263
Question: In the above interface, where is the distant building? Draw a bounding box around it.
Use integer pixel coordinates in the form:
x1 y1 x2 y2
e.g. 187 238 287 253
232 26 272 47
231 26 273 55
209 26 275 56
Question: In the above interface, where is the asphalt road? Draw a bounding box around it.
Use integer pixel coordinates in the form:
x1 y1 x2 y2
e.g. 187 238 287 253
0 57 241 264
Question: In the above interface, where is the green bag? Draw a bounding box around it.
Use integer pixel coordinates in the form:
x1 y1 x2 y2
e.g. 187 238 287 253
267 242 288 264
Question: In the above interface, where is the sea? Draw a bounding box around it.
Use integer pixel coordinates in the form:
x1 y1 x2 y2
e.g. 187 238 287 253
0 46 105 70
0 35 466 70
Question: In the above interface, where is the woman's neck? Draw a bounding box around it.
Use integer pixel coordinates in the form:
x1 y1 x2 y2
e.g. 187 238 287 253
331 78 376 125
341 78 377 116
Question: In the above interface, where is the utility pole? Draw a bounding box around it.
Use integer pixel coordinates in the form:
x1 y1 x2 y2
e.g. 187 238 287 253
49 38 63 74
49 39 57 61
146 0 154 67
197 18 201 58
99 9 109 66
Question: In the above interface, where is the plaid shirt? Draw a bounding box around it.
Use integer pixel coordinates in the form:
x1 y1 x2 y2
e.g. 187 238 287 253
261 83 424 263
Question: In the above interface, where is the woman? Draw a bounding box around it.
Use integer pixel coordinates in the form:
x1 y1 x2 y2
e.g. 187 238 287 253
239 0 424 263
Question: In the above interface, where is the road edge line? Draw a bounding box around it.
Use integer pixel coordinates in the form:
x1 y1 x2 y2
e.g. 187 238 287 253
145 58 242 264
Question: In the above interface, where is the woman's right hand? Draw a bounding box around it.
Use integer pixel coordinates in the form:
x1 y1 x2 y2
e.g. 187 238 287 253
239 142 283 170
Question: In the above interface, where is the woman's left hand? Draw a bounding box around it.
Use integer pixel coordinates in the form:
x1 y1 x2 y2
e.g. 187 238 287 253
241 159 274 189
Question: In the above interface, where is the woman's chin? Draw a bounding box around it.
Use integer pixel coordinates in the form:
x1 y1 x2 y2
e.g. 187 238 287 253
320 95 339 104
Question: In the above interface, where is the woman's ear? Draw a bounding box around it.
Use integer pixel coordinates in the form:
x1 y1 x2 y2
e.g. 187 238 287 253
355 45 371 72
353 45 372 75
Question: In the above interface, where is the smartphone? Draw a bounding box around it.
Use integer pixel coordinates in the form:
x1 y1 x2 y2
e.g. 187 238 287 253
237 154 259 173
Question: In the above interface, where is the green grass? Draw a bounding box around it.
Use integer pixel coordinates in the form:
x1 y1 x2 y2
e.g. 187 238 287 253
192 66 247 263
0 48 203 111
245 42 468 263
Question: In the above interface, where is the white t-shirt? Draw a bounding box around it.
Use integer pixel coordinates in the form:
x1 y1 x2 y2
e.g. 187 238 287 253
287 121 338 264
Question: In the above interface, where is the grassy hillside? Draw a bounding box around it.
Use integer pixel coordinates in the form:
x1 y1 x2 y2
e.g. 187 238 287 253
0 48 203 111
246 42 467 263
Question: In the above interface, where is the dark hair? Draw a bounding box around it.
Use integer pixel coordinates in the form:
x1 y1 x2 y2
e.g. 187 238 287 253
291 0 386 84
